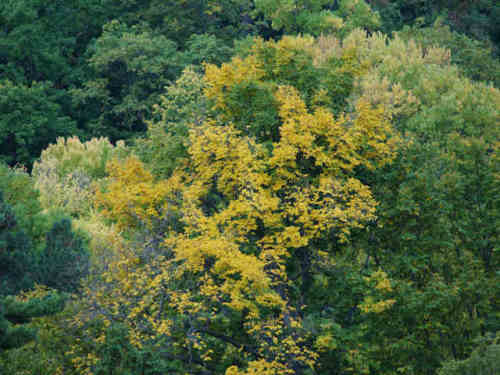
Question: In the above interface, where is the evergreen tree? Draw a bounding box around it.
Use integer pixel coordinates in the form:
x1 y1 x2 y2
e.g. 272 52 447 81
37 218 90 293
0 191 34 296
0 191 66 352
0 293 65 351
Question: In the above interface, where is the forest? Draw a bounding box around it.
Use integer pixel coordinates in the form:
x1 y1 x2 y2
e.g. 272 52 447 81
0 1 499 374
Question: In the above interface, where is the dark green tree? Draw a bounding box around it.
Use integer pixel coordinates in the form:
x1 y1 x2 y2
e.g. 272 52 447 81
0 191 34 296
0 80 76 168
73 21 234 142
439 334 500 375
37 218 90 293
0 191 66 352
371 0 500 53
0 293 65 351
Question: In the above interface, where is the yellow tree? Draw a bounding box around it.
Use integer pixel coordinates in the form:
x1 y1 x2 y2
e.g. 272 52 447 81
74 35 397 375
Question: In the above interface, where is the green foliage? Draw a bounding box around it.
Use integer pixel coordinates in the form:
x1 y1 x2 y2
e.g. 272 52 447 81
71 21 181 141
72 21 234 143
439 335 500 375
134 67 207 179
0 163 41 239
371 0 500 52
0 292 65 352
345 29 500 374
180 34 234 69
0 188 90 296
0 302 79 374
0 80 76 168
334 0 382 37
105 0 255 46
91 323 182 375
37 218 90 293
0 0 110 85
254 0 380 36
0 191 34 296
254 0 338 35
398 21 500 87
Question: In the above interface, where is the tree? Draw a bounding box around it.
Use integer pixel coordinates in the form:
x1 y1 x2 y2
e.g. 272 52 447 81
0 80 76 168
0 190 66 353
37 219 90 293
397 21 500 87
72 21 234 142
0 293 65 352
253 0 380 36
0 0 111 86
134 66 208 179
342 29 500 374
0 191 34 296
71 34 397 374
439 335 500 375
32 136 129 218
370 0 500 53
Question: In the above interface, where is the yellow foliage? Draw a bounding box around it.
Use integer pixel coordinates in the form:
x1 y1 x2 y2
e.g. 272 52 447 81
204 54 265 112
360 270 396 313
76 34 399 375
96 156 178 230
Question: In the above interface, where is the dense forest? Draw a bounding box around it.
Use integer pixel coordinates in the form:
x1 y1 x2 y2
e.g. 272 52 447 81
0 1 499 374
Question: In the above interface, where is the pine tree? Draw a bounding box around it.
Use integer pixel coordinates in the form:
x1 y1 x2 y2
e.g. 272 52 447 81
0 293 65 351
0 191 66 351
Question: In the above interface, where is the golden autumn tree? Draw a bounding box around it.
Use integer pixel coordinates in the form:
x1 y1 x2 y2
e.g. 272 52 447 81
72 35 398 375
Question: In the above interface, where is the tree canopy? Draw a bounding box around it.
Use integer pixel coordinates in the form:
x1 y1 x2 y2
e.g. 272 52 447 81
0 1 498 374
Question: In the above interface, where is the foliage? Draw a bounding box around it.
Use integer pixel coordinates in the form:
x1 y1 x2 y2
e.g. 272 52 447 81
37 218 90 293
0 190 35 296
75 34 398 375
72 21 235 143
32 136 128 218
397 21 500 87
0 300 78 375
0 0 110 85
370 0 500 52
343 29 500 374
0 1 498 373
438 335 500 375
134 67 208 179
104 0 255 46
1 188 90 297
0 163 41 239
0 80 76 168
253 0 380 36
70 21 181 141
0 289 65 352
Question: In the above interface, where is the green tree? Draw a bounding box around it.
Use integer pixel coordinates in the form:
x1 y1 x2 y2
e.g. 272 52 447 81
101 0 255 46
0 80 76 168
0 0 111 85
0 191 34 296
398 21 500 87
0 293 65 352
36 219 89 294
254 0 380 36
0 190 66 353
343 29 500 374
71 21 181 141
371 0 500 53
439 335 500 375
134 67 208 179
37 219 90 293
